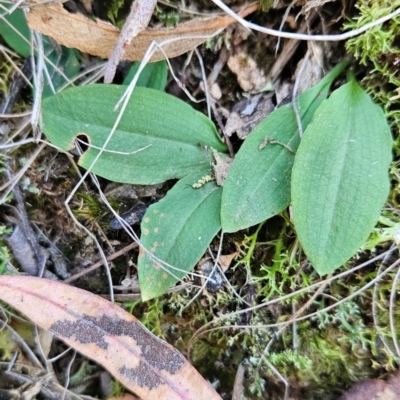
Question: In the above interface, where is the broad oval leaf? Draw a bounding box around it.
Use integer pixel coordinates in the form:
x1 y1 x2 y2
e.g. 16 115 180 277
291 79 392 275
138 166 222 300
221 62 347 233
42 85 227 184
0 275 223 400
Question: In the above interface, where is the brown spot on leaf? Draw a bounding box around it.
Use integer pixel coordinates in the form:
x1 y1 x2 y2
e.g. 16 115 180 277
154 227 159 233
144 217 150 223
143 228 149 235
50 317 109 349
51 315 185 390
163 273 168 280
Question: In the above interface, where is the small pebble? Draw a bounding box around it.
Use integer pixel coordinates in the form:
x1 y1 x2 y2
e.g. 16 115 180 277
200 260 224 292
110 203 147 229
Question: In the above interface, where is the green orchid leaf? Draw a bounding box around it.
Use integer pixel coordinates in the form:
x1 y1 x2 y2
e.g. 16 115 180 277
42 85 227 184
138 166 222 300
291 79 392 275
221 61 347 232
0 6 30 57
0 6 79 98
123 60 167 91
42 45 80 98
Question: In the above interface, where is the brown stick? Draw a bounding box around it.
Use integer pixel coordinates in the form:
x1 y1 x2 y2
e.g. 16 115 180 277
63 242 138 284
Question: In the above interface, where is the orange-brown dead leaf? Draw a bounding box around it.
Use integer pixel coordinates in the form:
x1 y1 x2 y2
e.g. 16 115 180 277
25 2 258 62
219 252 239 271
0 275 222 400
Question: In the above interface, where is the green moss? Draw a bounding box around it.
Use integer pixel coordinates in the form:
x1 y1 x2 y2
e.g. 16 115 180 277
106 0 129 28
73 192 119 229
345 0 400 137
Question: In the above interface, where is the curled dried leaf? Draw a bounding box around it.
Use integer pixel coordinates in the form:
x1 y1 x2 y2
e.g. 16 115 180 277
25 2 258 61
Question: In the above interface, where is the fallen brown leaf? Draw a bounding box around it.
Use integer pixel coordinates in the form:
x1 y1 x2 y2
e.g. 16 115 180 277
25 2 258 62
338 372 400 400
0 275 223 400
219 252 239 271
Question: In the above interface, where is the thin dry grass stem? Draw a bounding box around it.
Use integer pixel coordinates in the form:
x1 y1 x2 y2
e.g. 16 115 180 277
30 30 44 138
0 46 32 88
0 110 32 118
115 38 204 111
292 48 311 138
59 62 106 89
1 117 31 145
372 243 398 360
265 281 328 354
5 351 18 372
275 0 297 54
389 260 400 358
0 42 20 58
156 0 229 17
0 142 46 200
19 0 69 9
46 347 72 364
188 250 397 356
195 47 211 119
289 238 299 267
207 240 252 307
62 349 76 399
0 304 33 326
63 242 137 283
211 0 400 41
268 12 317 83
33 325 51 367
261 355 289 400
208 46 229 85
291 301 298 349
0 7 78 91
0 360 41 375
75 138 151 155
0 317 43 369
63 148 115 299
182 233 231 311
7 0 25 14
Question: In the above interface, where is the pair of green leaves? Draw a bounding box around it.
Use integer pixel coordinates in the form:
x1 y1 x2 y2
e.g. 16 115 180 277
41 62 392 300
